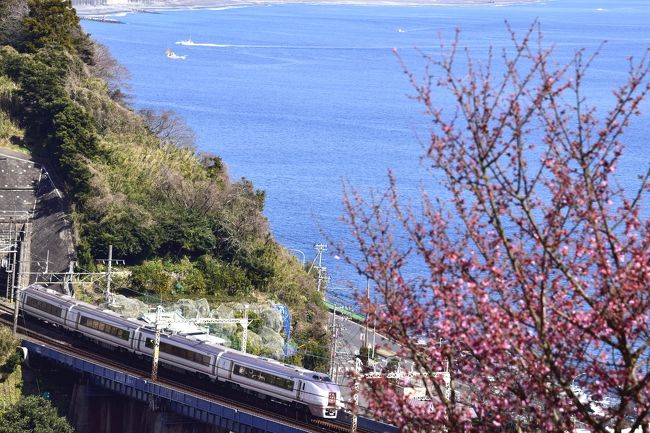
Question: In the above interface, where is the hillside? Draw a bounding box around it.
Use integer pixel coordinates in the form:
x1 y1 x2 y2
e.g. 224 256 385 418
0 0 329 371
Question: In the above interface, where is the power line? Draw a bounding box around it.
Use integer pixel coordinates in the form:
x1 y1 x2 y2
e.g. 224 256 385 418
309 243 329 292
95 245 125 304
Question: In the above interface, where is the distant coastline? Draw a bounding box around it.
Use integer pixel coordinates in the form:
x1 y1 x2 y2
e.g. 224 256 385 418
74 0 537 16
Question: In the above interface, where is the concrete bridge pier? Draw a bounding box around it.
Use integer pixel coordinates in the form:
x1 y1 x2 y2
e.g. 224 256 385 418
68 381 223 433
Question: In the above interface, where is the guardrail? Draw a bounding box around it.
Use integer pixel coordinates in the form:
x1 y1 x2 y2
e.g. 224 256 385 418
323 301 365 323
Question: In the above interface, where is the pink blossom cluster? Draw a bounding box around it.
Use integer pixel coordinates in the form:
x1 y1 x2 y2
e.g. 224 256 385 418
339 23 650 433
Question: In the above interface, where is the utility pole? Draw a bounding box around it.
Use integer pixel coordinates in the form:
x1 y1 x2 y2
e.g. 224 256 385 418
8 219 17 301
309 243 328 292
12 221 31 336
9 244 16 300
12 286 20 335
350 379 359 433
151 305 163 382
364 277 370 352
97 245 125 304
329 304 338 379
240 304 249 353
63 261 75 296
371 318 376 359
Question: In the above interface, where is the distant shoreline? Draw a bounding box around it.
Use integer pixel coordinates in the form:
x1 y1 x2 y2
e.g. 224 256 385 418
74 0 537 16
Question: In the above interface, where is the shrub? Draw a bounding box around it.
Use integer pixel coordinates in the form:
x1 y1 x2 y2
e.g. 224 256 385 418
0 327 17 360
0 396 73 433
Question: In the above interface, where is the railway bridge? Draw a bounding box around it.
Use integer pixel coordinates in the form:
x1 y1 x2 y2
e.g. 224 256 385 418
0 299 396 433
20 338 397 433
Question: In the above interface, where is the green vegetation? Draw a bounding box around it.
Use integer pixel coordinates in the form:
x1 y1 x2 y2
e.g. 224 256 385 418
0 326 18 360
0 326 22 413
0 67 26 152
0 327 20 380
0 326 77 429
0 0 329 372
0 396 74 433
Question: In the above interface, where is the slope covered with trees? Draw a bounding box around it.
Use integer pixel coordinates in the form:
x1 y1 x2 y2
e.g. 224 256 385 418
0 0 329 371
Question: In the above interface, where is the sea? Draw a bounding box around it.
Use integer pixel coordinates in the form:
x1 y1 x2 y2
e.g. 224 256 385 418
81 1 650 302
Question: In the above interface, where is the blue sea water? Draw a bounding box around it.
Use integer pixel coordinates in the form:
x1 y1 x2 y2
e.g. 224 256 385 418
81 1 650 295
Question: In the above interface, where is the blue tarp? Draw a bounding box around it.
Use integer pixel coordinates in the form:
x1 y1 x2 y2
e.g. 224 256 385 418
271 303 293 355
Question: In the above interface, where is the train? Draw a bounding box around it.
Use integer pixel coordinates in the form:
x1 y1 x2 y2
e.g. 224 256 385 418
18 284 341 419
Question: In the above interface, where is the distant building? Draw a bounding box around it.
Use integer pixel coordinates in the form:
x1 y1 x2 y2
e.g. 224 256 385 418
72 0 153 6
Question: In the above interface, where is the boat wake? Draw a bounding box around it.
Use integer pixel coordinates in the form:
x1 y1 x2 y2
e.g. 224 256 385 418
174 40 431 50
176 38 230 47
396 26 433 33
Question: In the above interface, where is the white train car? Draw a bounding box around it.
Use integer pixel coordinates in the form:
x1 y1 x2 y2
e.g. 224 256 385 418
20 286 144 352
218 350 340 418
20 286 77 327
67 303 141 352
134 329 220 378
18 285 341 418
132 330 341 417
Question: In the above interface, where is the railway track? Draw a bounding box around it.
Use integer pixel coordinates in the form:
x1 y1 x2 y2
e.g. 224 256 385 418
0 302 374 433
311 418 363 432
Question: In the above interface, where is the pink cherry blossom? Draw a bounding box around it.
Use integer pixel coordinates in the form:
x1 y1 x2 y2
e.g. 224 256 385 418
337 22 650 433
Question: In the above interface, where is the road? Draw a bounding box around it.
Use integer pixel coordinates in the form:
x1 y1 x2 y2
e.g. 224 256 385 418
328 310 409 415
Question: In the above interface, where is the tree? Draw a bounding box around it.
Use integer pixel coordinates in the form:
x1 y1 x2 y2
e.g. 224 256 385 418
1 46 99 198
90 41 130 102
0 396 74 433
22 0 93 62
138 108 196 149
5 52 67 142
339 24 650 433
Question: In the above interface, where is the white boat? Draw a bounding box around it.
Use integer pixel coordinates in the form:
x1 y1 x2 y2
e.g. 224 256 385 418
176 38 196 46
176 38 222 47
165 48 187 60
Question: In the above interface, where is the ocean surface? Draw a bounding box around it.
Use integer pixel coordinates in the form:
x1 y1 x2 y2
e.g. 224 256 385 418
81 1 650 299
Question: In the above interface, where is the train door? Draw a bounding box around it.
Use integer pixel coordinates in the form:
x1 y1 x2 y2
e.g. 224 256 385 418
131 328 139 351
213 351 223 379
296 380 303 399
63 305 74 328
215 357 231 382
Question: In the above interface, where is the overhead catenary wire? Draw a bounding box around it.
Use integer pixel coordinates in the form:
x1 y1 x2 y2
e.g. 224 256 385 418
10 297 402 410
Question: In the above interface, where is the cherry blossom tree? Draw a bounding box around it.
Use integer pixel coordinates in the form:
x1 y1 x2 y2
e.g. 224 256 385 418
339 23 650 433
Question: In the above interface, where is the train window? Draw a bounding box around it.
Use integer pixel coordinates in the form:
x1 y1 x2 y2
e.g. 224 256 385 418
312 374 333 382
79 316 129 341
144 338 210 366
232 364 294 391
25 297 62 317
